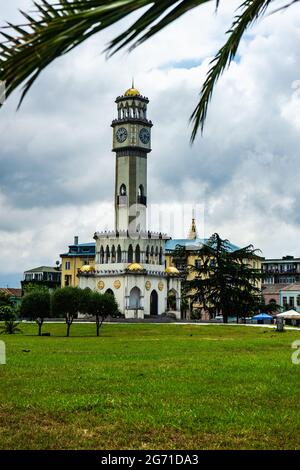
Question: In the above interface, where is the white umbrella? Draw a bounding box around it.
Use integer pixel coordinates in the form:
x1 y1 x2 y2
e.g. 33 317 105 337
276 309 300 319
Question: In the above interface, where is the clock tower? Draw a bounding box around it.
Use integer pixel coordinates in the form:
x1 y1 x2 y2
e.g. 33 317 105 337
79 85 181 320
111 84 152 233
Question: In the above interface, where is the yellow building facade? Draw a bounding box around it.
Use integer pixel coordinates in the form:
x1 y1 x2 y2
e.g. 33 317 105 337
60 237 95 288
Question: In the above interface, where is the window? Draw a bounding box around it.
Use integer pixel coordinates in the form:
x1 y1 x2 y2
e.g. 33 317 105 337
65 261 71 270
283 296 287 306
128 244 133 263
120 184 127 196
289 297 295 307
138 185 144 197
297 297 300 307
135 245 140 263
117 245 122 263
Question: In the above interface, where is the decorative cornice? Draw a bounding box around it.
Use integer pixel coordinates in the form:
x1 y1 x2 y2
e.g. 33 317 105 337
115 148 149 157
115 95 149 104
111 118 153 128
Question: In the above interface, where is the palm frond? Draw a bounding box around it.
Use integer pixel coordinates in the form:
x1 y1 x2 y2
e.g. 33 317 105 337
0 0 298 139
189 0 273 141
0 0 215 109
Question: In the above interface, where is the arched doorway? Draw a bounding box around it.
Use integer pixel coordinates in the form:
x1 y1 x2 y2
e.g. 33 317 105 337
150 290 158 315
105 288 114 298
129 287 141 309
167 289 177 310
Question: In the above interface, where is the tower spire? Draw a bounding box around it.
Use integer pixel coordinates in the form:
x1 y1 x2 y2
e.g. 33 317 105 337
187 210 198 240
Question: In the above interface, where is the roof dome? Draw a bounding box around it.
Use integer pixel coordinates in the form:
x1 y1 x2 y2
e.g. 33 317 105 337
79 264 94 273
165 266 180 275
124 87 141 97
127 263 144 271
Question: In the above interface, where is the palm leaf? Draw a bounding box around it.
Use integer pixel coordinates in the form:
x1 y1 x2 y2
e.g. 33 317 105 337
0 0 298 139
189 0 276 140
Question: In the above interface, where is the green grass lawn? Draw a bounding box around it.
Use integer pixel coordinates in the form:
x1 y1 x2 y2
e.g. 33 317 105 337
0 323 300 450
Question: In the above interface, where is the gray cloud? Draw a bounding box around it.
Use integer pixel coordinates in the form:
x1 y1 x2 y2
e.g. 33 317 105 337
1 0 300 285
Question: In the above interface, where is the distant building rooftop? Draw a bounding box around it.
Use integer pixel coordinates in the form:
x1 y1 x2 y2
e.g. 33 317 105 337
60 241 96 257
0 287 22 298
280 283 300 291
262 284 289 294
24 266 60 274
262 256 300 262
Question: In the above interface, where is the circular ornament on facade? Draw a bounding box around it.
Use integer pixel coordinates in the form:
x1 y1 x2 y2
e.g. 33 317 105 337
145 280 151 290
158 281 164 291
97 280 105 290
114 279 121 289
139 127 150 144
116 127 128 143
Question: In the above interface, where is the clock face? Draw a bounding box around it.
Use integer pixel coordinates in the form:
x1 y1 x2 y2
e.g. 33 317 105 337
116 127 128 143
139 128 150 144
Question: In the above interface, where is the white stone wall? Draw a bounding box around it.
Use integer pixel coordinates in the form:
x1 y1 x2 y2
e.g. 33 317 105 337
78 271 181 319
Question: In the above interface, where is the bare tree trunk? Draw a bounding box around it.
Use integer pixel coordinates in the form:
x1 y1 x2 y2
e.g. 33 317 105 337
96 317 104 336
66 315 72 337
37 318 43 336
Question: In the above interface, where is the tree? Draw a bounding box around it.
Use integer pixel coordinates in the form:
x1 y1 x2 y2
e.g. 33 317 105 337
86 291 119 336
171 244 191 318
0 306 22 335
0 319 22 335
1 1 297 140
0 291 13 308
20 291 51 336
22 283 50 295
52 287 82 337
188 233 263 323
0 305 16 321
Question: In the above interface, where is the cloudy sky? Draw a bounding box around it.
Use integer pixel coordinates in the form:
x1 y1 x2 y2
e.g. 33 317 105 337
1 0 300 287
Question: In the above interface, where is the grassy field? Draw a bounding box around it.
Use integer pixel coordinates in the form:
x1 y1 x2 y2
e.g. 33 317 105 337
0 323 299 450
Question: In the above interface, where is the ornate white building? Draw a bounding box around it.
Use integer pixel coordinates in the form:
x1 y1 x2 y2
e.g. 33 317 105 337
79 86 181 319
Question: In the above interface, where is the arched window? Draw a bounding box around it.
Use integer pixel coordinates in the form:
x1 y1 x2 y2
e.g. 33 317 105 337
120 184 127 196
155 246 159 265
159 247 163 265
105 288 114 298
150 246 154 264
128 244 133 263
138 185 144 197
105 245 110 263
137 184 145 205
100 246 104 264
135 244 140 263
146 246 150 264
117 245 122 263
111 245 116 263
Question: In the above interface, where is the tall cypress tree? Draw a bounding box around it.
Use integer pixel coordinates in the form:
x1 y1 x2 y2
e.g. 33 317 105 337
187 233 263 323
